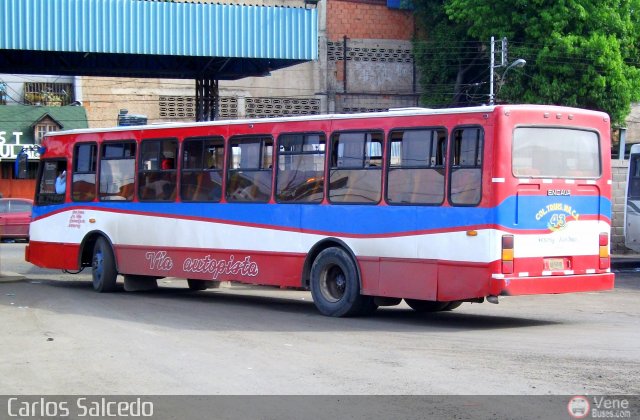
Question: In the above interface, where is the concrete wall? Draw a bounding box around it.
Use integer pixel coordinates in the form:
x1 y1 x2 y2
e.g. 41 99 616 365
328 39 414 94
324 0 417 112
80 77 194 127
79 63 326 128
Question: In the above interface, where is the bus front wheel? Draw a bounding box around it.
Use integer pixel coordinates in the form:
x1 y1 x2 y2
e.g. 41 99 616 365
310 247 376 317
92 237 118 293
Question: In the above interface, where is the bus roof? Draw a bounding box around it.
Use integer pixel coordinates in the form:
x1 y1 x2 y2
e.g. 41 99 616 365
44 104 607 138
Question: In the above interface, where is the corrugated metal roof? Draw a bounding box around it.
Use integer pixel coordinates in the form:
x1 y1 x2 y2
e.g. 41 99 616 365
0 0 317 60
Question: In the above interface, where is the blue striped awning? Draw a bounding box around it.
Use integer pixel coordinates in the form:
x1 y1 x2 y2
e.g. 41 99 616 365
0 0 318 79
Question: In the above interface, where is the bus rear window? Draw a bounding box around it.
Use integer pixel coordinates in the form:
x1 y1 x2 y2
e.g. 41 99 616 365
512 127 600 178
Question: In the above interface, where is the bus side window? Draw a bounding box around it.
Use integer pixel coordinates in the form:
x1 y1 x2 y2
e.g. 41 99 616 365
329 131 383 204
138 138 178 202
387 128 446 205
449 127 483 206
181 137 224 202
72 143 97 202
99 142 136 201
276 133 325 203
227 136 273 203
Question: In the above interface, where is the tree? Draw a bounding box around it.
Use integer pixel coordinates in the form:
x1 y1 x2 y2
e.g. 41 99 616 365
413 2 489 108
414 0 640 124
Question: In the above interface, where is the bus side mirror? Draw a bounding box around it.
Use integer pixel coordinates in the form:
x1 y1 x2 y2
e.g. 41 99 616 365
14 151 28 179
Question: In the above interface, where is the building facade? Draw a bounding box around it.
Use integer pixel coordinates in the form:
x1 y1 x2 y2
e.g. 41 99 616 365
0 75 88 198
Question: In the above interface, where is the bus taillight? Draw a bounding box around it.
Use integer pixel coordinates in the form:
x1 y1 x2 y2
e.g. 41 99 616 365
599 233 610 269
502 235 514 274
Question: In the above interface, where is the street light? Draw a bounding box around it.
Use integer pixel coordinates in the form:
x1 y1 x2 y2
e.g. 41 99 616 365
494 58 526 104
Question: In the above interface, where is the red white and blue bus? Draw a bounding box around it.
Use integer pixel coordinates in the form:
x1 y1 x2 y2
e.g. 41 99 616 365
26 105 614 317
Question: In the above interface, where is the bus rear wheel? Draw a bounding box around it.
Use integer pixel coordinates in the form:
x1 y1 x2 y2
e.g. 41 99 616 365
92 237 117 293
404 299 450 313
310 247 376 317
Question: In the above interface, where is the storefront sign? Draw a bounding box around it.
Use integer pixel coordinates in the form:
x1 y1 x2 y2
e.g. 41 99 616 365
0 131 40 160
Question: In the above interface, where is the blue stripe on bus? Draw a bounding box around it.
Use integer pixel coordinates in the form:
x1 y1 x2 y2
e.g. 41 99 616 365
32 195 611 236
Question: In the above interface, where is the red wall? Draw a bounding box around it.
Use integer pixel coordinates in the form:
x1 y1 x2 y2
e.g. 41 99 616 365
326 0 414 41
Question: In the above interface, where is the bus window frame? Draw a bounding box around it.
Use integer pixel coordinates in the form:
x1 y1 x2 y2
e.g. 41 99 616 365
138 137 178 202
511 125 602 180
385 126 448 206
180 135 225 203
226 135 274 204
98 140 137 202
275 131 327 204
35 158 68 206
447 125 484 207
71 142 98 202
328 129 384 205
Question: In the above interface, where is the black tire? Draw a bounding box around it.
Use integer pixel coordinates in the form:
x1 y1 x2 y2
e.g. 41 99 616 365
310 247 375 317
404 299 450 313
187 279 220 291
443 301 463 311
92 237 117 293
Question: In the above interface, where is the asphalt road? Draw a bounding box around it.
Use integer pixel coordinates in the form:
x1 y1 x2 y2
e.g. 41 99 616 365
1 242 639 398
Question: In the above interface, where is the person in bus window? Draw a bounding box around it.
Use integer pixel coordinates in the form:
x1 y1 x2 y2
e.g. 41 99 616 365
55 169 67 194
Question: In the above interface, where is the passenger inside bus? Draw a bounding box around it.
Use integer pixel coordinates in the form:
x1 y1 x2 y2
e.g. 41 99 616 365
141 173 174 200
55 167 67 194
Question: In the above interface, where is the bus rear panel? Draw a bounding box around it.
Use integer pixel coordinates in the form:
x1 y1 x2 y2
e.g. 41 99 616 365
487 107 613 298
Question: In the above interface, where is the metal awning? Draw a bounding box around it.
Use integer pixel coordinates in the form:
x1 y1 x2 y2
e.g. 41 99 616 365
0 0 318 79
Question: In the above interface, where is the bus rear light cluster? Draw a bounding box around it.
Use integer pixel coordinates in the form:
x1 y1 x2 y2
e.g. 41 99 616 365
599 232 610 269
502 235 514 274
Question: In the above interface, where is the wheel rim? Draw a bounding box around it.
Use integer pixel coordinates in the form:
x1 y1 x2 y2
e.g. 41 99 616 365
320 264 347 303
92 249 103 285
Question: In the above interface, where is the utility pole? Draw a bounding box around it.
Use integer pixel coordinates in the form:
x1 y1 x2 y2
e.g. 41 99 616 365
489 36 507 105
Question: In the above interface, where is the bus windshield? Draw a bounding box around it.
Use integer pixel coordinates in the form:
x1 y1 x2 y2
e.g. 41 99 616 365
512 127 600 178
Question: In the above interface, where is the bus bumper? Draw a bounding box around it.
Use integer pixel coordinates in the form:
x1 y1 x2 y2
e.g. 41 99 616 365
490 272 615 296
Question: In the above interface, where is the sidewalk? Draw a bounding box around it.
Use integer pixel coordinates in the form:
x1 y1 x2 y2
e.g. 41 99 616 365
0 271 25 282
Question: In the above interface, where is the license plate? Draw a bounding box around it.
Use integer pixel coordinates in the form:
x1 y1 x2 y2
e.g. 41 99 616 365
545 258 566 271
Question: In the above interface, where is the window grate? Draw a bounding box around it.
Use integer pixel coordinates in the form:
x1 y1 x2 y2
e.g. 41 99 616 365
24 82 74 106
327 41 413 63
245 97 321 119
342 107 389 114
159 96 238 119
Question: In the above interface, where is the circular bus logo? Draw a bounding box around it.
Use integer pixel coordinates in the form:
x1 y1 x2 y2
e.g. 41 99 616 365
535 202 580 232
568 396 590 418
